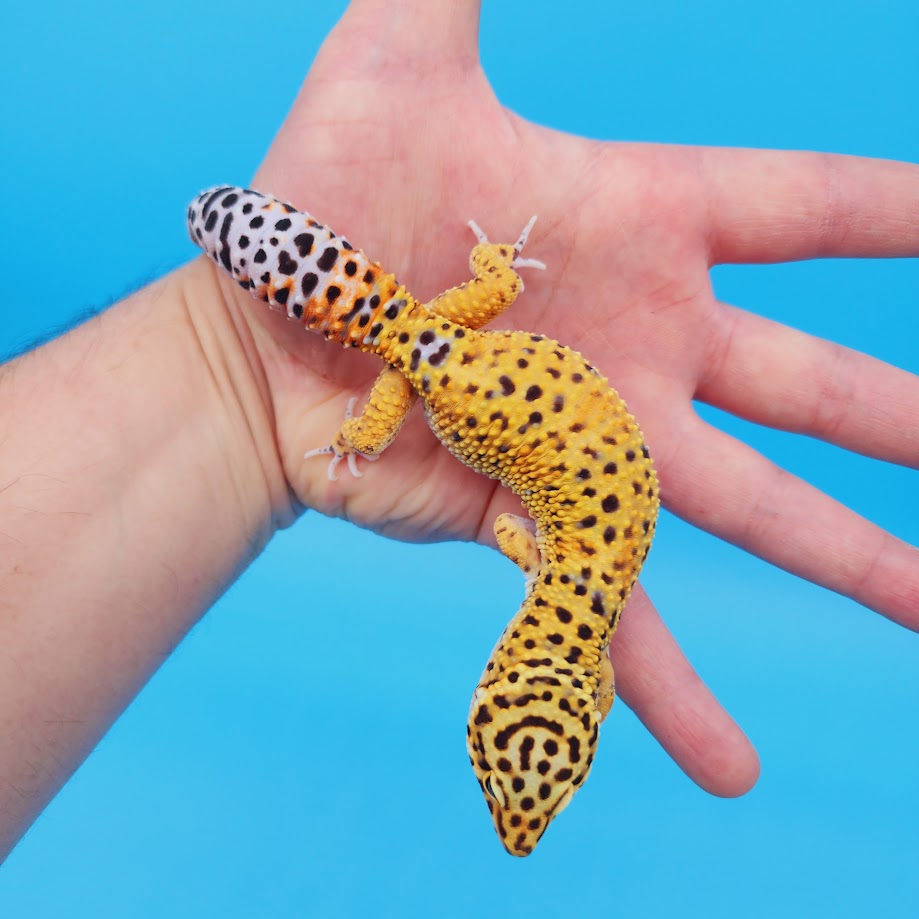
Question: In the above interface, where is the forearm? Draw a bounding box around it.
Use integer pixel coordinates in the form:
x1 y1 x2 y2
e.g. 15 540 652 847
0 259 290 858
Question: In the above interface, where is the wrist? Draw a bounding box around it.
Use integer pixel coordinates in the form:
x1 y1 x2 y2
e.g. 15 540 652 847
1 258 294 602
176 255 301 538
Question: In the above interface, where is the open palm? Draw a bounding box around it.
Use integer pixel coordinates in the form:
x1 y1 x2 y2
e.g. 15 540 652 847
213 0 919 795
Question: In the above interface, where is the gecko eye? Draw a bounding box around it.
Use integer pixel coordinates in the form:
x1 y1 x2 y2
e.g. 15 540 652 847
484 774 507 808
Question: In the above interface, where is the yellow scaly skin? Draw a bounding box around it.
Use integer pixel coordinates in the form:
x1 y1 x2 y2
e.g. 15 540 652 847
187 187 659 856
420 321 658 855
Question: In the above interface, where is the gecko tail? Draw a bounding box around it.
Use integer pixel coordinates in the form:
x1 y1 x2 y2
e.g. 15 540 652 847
186 186 407 349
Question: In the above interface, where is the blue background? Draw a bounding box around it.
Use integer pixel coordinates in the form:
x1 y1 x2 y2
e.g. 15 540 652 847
1 1 917 915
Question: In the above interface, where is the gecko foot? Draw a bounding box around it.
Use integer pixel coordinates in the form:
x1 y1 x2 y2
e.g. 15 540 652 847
467 217 547 287
303 397 380 481
494 512 543 597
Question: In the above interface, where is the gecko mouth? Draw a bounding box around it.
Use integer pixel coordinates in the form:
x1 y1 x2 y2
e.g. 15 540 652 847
504 815 552 857
498 787 576 856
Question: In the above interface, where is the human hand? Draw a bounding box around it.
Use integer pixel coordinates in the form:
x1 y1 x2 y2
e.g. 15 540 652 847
197 0 919 796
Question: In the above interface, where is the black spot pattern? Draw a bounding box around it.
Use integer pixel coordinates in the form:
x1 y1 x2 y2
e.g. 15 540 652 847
316 246 338 272
301 272 318 297
294 232 314 256
277 250 298 275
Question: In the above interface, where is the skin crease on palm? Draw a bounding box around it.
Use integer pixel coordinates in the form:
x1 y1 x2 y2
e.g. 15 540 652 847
206 0 919 798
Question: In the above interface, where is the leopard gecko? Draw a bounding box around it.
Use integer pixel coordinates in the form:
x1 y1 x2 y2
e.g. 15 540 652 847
187 186 659 856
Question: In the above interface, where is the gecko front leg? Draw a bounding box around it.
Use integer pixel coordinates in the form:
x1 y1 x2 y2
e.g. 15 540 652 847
304 366 415 480
493 513 542 595
595 653 616 721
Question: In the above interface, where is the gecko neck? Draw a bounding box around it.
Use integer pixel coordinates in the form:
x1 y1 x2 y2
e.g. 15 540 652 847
477 579 616 692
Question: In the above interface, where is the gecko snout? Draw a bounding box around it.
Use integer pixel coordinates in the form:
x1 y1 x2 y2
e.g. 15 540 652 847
467 680 600 856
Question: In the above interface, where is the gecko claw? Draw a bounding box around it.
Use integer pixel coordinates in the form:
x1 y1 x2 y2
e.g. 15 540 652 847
346 450 381 477
467 219 489 244
303 444 342 481
512 256 546 271
303 444 377 481
304 395 381 481
512 216 545 271
513 215 538 253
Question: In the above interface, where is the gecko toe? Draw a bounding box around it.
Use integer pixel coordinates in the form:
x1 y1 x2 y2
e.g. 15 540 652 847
468 219 489 244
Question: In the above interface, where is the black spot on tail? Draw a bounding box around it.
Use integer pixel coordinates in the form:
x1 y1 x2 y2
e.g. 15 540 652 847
277 250 298 275
301 273 318 298
294 232 314 256
218 212 234 271
316 246 338 272
201 186 233 219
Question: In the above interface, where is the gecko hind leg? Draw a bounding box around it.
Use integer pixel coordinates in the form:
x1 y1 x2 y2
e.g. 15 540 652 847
493 513 543 596
304 366 416 481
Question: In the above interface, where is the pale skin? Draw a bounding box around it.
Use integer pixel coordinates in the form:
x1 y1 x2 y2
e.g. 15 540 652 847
1 0 918 861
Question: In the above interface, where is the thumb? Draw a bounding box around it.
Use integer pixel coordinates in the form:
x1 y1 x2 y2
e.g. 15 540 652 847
335 0 482 73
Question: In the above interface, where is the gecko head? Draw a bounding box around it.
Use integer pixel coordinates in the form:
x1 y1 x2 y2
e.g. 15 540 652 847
466 672 601 856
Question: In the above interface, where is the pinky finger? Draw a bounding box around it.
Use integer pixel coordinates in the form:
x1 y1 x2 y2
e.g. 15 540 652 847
612 582 760 797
